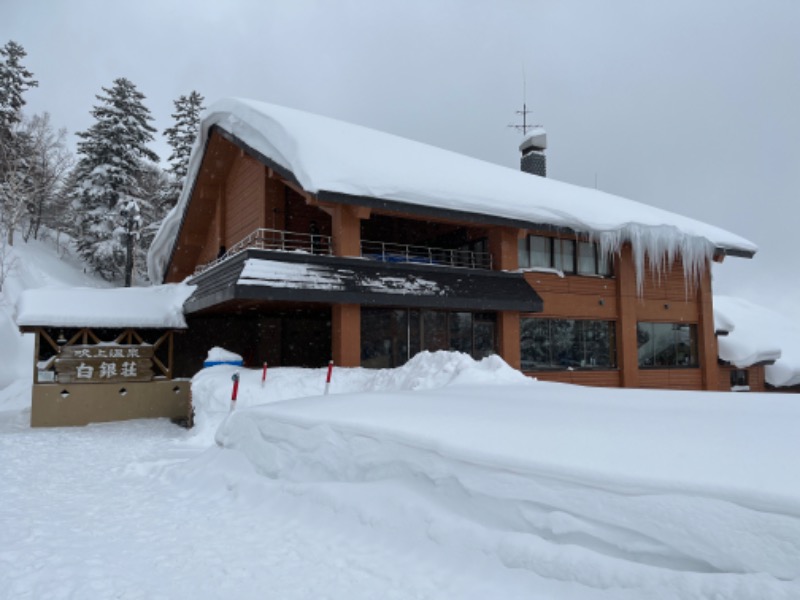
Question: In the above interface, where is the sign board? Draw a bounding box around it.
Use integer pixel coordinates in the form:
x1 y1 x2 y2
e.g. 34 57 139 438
55 345 155 384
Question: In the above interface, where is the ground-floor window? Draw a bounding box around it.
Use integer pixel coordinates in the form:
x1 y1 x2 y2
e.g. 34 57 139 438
636 322 698 368
520 318 617 370
361 308 496 368
730 368 749 387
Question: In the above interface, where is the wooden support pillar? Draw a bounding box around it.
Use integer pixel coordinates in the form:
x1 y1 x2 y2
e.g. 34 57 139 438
32 328 41 384
331 205 363 257
332 304 361 367
697 264 720 390
488 226 520 272
497 311 521 370
488 227 523 369
616 244 639 388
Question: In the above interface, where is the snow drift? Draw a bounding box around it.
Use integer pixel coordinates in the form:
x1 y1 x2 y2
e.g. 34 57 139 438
204 353 800 598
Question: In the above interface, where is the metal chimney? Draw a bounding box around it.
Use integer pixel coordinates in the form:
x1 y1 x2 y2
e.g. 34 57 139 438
519 127 547 177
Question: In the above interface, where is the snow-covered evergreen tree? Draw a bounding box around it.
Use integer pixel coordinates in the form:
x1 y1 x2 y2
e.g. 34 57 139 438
0 41 38 137
0 40 38 246
163 90 204 207
72 78 158 286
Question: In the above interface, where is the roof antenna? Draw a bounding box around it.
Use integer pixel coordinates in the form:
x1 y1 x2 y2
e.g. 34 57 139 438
508 67 541 135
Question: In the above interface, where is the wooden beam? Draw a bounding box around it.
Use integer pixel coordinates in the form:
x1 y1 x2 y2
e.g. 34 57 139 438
39 328 60 353
697 264 720 390
616 244 640 388
33 329 40 384
497 311 521 370
332 304 360 367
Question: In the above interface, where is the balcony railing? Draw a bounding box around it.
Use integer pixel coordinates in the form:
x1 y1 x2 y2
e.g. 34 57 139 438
194 227 493 275
194 228 332 275
361 240 492 270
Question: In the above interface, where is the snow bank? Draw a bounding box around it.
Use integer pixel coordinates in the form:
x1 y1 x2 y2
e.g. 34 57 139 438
714 295 800 387
0 235 111 388
212 375 800 596
15 282 194 329
190 351 527 444
148 98 756 285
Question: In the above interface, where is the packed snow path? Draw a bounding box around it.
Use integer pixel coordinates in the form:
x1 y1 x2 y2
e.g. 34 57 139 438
0 412 593 600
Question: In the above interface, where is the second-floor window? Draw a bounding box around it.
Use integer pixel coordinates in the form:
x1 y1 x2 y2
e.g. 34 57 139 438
519 235 612 276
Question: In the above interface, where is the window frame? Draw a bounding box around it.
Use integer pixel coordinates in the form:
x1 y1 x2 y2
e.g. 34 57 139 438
730 368 749 388
636 322 700 369
520 317 618 371
519 234 613 277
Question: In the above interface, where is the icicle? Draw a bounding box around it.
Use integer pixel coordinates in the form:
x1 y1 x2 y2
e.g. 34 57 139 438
592 225 714 297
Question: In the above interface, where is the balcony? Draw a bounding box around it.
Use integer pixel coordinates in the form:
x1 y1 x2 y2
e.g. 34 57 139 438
194 228 493 275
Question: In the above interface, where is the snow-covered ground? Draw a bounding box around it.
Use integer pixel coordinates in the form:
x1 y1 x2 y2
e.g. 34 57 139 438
2 236 800 599
2 354 800 599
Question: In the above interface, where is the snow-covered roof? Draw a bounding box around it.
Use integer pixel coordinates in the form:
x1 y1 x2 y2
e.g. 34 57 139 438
714 295 800 387
148 98 757 284
15 283 195 329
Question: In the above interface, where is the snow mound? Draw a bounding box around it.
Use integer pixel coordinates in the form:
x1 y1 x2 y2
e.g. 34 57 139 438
363 350 529 391
205 346 243 363
214 383 800 596
189 352 527 445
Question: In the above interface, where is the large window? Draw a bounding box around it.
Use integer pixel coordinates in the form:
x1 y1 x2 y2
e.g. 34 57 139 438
636 323 699 368
518 235 612 276
362 309 496 368
520 318 617 370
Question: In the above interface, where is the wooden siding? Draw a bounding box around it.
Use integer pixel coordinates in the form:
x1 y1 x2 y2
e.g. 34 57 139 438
197 206 220 266
641 260 699 302
528 370 621 387
224 155 265 248
284 187 331 237
265 176 285 231
166 133 239 283
523 272 617 318
638 369 703 390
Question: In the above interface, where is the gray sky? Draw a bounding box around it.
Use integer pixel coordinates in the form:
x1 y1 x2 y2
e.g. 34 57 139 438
3 0 799 312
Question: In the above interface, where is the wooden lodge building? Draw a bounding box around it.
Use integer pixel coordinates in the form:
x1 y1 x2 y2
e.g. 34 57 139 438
148 99 758 392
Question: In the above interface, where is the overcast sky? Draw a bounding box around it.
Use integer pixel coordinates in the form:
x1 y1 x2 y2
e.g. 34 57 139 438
3 0 799 312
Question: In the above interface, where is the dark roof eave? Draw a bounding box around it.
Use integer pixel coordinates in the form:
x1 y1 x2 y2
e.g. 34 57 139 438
716 247 756 259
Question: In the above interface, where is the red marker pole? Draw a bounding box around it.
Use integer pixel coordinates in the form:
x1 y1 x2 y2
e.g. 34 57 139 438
324 360 334 395
230 371 240 412
261 362 268 388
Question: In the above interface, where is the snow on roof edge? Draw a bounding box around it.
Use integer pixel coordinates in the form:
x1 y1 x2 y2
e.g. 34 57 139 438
147 98 758 284
15 283 195 329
